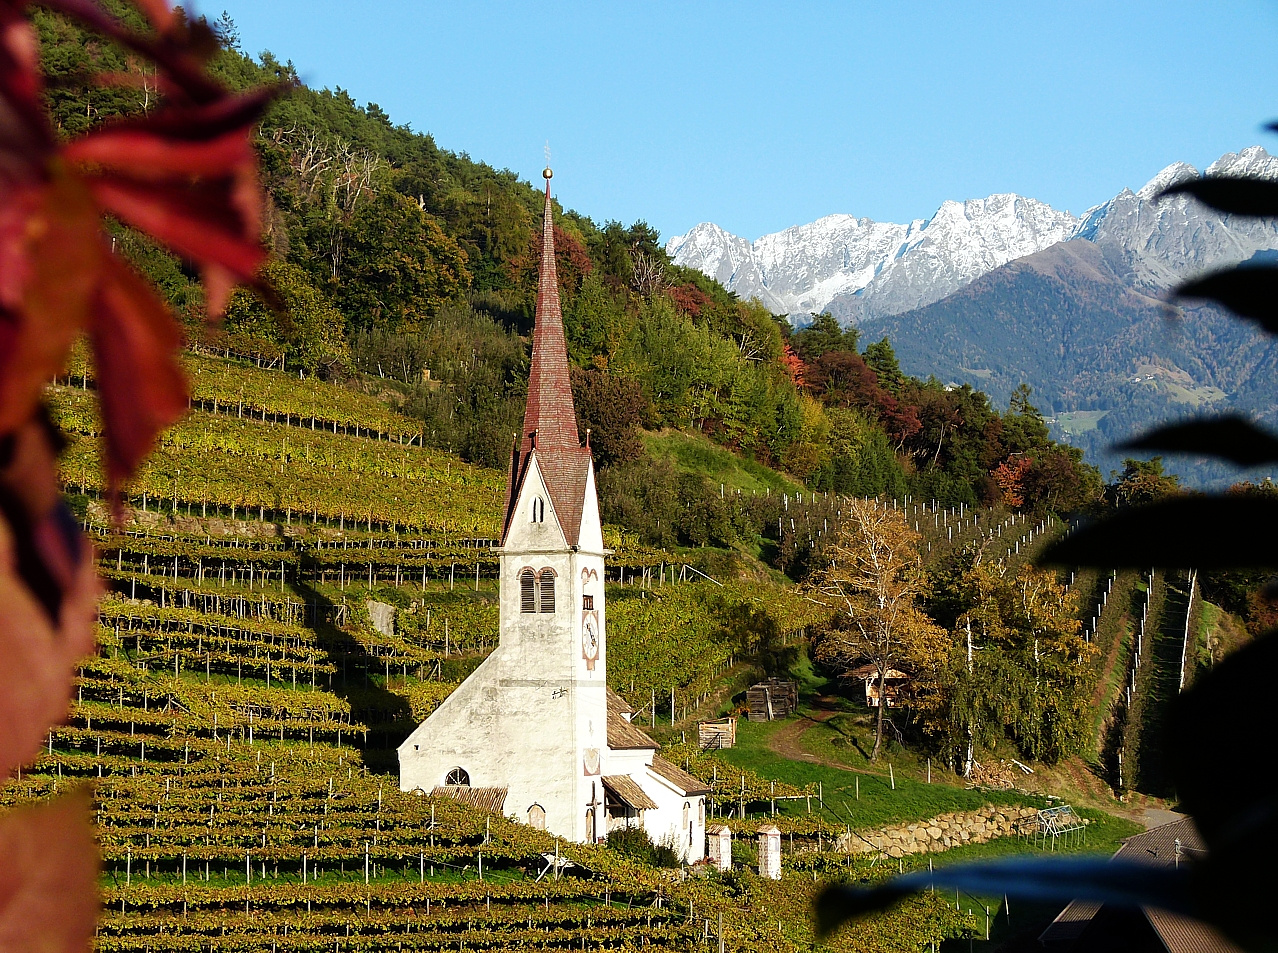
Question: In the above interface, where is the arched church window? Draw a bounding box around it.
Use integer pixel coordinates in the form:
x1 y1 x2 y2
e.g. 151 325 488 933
445 767 470 787
539 570 556 613
682 802 690 827
520 569 536 613
531 497 545 523
698 800 705 826
528 804 546 830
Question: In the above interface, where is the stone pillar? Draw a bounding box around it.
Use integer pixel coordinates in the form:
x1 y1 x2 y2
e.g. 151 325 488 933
707 825 732 871
757 824 781 880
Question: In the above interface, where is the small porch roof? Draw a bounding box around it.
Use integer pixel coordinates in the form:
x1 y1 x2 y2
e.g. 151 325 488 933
602 774 659 811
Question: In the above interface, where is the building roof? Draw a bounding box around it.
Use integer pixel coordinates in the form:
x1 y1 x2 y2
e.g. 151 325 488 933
606 688 657 749
1113 817 1202 864
431 785 508 815
601 774 658 811
607 707 659 750
1040 818 1239 953
648 755 712 796
606 687 635 715
501 171 593 546
1143 909 1240 953
847 664 911 680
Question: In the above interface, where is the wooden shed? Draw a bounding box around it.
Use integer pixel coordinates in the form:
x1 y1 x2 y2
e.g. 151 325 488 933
847 664 911 708
746 679 799 722
698 718 736 750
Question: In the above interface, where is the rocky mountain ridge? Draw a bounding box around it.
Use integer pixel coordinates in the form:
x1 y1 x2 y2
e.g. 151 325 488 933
667 147 1278 324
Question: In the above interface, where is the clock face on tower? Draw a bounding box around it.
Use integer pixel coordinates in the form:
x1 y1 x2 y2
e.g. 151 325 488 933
581 610 600 671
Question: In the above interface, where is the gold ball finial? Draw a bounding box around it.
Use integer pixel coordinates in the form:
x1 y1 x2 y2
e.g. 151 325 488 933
543 167 553 180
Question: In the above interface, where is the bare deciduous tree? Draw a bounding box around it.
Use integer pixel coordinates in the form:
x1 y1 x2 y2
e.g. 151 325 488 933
629 248 666 297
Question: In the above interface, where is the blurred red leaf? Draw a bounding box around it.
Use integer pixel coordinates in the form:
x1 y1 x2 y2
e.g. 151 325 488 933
0 485 98 776
0 789 100 952
0 2 276 497
90 257 187 489
0 172 102 437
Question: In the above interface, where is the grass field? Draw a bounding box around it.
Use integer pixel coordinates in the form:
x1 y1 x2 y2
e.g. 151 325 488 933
710 718 1039 830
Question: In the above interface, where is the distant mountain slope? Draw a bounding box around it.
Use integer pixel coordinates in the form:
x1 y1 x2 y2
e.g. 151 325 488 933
859 239 1278 479
668 148 1278 325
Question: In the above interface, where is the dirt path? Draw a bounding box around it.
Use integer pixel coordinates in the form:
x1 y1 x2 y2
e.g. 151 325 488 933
765 696 884 774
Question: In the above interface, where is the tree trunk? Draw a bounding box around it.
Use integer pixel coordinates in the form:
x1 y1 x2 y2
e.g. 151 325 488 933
871 668 886 762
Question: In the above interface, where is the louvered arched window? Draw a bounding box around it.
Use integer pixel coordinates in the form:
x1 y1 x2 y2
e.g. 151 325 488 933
520 569 536 613
538 570 556 613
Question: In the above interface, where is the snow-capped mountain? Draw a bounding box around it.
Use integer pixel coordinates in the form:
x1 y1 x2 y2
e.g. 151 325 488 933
666 147 1278 323
1073 146 1278 288
667 196 1076 321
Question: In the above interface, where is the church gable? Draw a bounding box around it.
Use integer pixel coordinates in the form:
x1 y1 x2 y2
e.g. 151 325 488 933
503 454 569 552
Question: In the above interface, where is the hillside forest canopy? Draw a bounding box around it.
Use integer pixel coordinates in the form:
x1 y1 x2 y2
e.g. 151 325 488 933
39 5 1103 558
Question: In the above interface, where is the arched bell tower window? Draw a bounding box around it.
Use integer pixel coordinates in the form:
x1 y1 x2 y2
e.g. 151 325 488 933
520 569 536 613
445 767 470 787
538 569 556 613
531 497 545 523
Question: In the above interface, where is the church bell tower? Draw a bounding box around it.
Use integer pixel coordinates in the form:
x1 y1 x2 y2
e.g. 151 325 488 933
494 166 609 842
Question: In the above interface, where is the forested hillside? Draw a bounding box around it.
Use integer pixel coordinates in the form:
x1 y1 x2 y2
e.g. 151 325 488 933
32 3 1103 546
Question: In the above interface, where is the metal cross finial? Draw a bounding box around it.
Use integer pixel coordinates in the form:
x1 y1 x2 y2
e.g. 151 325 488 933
545 141 551 165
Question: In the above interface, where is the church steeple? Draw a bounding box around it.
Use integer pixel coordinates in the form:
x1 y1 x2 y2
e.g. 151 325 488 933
520 168 580 456
501 168 594 547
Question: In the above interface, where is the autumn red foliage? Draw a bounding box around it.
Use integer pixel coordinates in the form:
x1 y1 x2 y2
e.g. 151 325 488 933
0 1 275 945
666 281 710 318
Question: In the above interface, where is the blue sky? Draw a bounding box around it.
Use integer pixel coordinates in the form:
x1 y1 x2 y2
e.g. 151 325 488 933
217 1 1278 242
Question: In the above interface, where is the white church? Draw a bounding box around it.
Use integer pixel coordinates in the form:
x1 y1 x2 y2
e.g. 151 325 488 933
398 167 709 861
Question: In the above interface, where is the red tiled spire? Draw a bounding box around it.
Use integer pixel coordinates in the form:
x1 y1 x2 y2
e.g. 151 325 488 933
520 170 580 456
501 168 593 546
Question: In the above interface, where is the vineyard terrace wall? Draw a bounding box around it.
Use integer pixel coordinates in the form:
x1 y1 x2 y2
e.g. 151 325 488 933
834 805 1045 858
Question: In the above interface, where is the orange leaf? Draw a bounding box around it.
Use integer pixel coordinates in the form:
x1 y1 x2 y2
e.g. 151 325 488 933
0 789 100 952
130 0 176 30
90 257 188 490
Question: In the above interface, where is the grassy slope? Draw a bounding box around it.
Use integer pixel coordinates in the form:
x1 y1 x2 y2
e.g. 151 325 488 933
711 719 1037 830
642 428 804 495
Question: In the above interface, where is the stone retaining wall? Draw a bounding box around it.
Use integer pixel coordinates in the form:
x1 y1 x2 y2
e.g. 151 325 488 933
835 804 1045 858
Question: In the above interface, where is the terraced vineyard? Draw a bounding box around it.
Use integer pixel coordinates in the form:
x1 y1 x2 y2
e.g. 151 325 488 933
4 351 982 953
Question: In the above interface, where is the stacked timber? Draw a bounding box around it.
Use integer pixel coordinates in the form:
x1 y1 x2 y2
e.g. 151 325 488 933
746 679 798 722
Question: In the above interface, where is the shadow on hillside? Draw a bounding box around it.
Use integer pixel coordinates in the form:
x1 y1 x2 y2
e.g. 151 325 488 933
291 571 415 775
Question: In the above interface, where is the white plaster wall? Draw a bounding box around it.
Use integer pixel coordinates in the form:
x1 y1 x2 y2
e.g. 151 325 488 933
641 779 706 864
604 748 651 778
398 454 610 844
